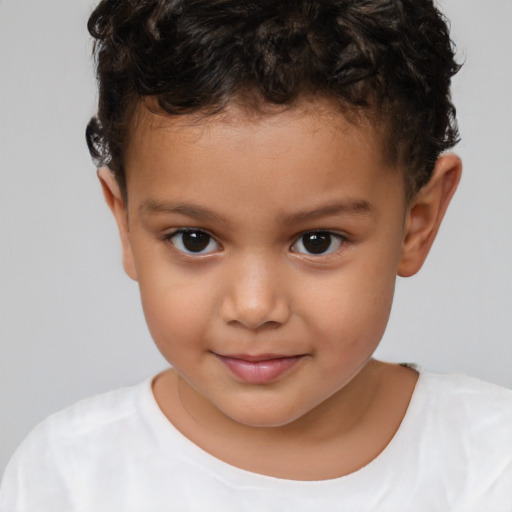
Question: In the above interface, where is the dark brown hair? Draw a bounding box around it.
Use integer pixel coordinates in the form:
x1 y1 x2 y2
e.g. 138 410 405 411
86 0 460 198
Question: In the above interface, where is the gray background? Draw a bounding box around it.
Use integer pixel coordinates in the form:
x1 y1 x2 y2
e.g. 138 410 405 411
1 0 511 476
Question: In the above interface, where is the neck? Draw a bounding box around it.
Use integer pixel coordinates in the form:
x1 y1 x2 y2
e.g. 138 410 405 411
153 360 419 480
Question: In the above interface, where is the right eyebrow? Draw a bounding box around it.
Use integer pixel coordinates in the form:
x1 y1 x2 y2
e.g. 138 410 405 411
139 200 232 227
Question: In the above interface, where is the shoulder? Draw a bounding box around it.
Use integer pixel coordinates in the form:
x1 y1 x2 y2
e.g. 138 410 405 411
392 367 512 457
29 379 145 444
415 370 512 435
0 379 151 508
409 370 512 503
418 370 512 417
376 369 512 509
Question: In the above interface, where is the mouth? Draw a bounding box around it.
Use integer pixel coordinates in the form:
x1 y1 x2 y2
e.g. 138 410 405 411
213 353 306 385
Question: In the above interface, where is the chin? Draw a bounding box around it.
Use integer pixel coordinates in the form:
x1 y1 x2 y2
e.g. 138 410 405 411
219 400 309 429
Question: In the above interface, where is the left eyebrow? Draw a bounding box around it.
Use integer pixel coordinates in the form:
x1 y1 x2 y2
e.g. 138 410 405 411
279 199 374 225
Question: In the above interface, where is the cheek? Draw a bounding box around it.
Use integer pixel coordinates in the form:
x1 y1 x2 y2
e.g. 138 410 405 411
303 258 397 355
136 267 216 359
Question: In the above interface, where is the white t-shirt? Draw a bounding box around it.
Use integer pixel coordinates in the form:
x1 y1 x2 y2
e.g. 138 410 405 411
1 369 511 512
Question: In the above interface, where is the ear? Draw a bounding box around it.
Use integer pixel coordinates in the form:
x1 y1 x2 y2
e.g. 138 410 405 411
97 167 138 281
398 154 462 277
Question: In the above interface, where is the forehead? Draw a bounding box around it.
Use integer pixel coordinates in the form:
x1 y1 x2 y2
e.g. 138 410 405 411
126 98 386 163
123 98 402 209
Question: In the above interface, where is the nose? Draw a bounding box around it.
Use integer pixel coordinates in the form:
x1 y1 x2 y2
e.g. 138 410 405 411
219 254 290 330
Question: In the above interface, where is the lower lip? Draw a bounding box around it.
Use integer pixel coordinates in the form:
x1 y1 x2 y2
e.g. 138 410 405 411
216 355 303 384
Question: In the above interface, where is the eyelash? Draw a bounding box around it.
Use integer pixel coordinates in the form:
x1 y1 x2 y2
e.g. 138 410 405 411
163 228 348 257
164 229 222 255
290 231 347 257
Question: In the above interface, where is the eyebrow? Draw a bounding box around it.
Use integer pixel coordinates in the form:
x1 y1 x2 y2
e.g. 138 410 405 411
140 200 231 225
279 199 374 224
139 198 373 225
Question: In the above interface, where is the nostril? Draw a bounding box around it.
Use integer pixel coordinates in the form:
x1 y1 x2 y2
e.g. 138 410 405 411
261 321 282 331
227 319 282 331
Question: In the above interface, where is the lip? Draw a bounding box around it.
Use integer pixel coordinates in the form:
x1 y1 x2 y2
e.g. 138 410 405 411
214 353 305 384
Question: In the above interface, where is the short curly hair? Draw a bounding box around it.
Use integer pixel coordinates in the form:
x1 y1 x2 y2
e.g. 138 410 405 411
86 0 460 199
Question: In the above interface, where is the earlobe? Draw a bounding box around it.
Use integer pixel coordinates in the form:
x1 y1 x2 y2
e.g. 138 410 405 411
97 167 138 281
398 154 462 277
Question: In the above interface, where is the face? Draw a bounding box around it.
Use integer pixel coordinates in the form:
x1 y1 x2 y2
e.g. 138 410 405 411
120 102 410 428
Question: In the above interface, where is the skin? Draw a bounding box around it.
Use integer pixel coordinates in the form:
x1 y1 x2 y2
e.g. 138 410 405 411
99 100 461 480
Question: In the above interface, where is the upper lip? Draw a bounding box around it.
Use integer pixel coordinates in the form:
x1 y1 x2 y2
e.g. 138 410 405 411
213 352 304 363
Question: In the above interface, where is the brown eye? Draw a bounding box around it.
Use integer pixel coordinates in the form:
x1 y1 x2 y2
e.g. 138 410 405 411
169 230 220 254
291 231 343 255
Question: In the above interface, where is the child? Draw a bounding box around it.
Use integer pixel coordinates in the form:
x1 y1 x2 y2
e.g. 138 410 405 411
1 0 511 510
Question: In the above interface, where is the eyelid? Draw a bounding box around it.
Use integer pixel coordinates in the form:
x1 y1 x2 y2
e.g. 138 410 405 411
162 228 349 258
290 230 347 257
164 228 222 255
